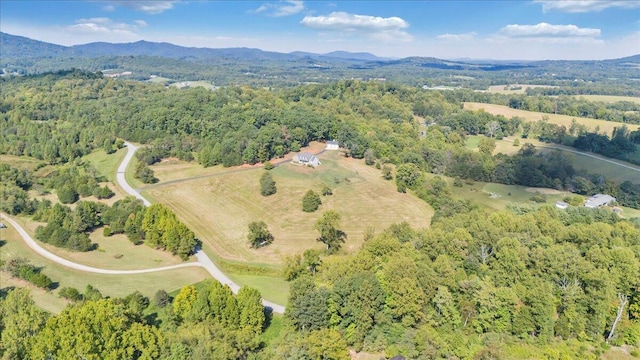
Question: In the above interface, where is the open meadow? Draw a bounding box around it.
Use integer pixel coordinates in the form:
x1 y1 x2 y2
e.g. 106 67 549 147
143 151 434 265
0 218 209 312
464 102 640 135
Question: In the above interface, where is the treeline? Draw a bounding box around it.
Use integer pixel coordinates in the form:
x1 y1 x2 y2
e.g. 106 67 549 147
0 281 268 359
280 205 640 358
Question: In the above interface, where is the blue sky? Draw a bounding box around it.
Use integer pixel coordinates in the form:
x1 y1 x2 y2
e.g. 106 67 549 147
1 1 638 60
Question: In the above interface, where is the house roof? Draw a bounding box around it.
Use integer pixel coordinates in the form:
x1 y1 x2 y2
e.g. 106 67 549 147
584 194 616 208
296 152 318 162
327 140 339 146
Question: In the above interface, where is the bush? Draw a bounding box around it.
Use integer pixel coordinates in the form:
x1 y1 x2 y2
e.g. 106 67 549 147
59 287 83 301
154 290 171 308
264 161 274 170
513 138 520 146
530 193 546 203
321 186 333 196
103 227 112 237
247 221 274 248
57 185 78 204
260 172 276 196
563 194 584 206
382 165 393 180
302 190 322 212
453 176 463 187
135 163 158 184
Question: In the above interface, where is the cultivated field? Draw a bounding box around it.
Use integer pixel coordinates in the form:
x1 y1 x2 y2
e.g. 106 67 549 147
464 102 640 135
143 151 434 265
0 219 208 310
487 84 557 94
573 95 640 104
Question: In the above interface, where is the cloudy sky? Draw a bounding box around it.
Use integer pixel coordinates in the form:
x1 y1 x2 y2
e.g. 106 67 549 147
1 0 638 60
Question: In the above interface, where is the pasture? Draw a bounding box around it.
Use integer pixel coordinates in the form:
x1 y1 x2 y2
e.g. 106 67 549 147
0 218 208 310
83 148 127 183
464 102 640 135
142 151 434 265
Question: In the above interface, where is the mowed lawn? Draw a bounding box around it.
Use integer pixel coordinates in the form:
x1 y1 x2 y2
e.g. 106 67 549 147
464 102 640 135
143 151 434 265
0 219 208 311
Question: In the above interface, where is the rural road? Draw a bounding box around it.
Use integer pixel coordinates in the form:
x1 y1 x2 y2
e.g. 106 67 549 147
119 142 285 314
0 213 201 275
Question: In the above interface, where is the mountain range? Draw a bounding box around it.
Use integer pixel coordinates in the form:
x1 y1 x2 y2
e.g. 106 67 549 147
2 31 638 87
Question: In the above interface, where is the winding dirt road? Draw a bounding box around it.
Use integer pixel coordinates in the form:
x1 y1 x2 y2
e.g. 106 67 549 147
3 143 285 314
118 142 285 313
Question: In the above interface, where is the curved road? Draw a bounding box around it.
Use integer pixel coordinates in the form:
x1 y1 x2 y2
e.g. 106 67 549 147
118 142 285 313
0 213 201 275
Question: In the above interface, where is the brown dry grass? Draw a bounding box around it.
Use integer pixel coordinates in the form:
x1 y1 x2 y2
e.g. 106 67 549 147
143 151 433 265
464 102 640 135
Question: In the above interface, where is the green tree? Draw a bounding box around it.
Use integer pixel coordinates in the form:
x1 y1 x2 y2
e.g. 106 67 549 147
247 221 274 248
314 210 347 254
0 289 49 359
173 285 198 320
302 190 322 212
260 172 277 196
236 287 265 334
57 185 78 204
395 163 422 192
478 137 496 155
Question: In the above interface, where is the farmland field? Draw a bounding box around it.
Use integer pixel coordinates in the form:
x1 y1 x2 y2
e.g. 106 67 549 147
143 151 434 265
464 102 640 135
487 84 557 94
573 95 640 104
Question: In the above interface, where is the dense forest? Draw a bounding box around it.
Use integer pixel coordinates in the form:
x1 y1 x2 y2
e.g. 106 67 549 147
2 71 640 358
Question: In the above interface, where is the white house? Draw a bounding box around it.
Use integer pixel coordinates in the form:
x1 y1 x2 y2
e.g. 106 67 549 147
555 201 569 210
326 140 339 151
293 152 321 167
584 194 616 208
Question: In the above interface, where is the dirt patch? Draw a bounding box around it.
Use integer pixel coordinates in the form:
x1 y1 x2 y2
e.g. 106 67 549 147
525 187 562 195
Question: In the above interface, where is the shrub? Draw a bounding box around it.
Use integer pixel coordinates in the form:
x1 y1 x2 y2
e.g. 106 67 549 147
321 186 333 196
513 138 520 146
260 172 277 196
59 287 83 301
302 190 322 212
264 161 274 170
453 176 463 187
103 227 112 237
530 193 546 203
247 221 274 248
57 185 78 204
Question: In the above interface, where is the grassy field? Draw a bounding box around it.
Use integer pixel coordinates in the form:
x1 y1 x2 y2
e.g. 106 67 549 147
0 154 44 171
464 102 640 135
0 217 209 307
143 151 434 265
227 274 290 305
466 135 640 185
573 95 640 104
83 148 127 183
487 84 557 94
448 180 568 211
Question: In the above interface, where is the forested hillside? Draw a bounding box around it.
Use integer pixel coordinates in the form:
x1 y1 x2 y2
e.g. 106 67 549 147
2 71 640 358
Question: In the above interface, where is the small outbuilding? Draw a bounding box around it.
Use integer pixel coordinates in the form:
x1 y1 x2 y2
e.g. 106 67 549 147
555 201 569 210
326 140 339 150
584 194 616 208
293 152 321 167
0 223 6 228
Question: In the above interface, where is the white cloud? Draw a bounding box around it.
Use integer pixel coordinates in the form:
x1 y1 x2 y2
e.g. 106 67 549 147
437 32 477 42
498 23 601 38
104 1 179 14
534 0 640 13
301 11 412 42
68 17 147 37
253 1 304 17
